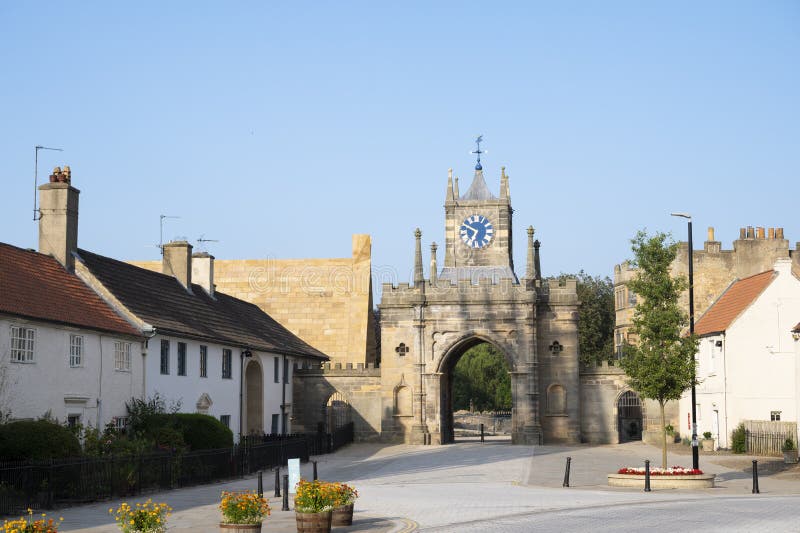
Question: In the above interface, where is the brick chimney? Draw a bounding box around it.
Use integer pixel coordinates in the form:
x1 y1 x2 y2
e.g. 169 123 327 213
162 241 193 291
38 166 79 272
191 252 214 296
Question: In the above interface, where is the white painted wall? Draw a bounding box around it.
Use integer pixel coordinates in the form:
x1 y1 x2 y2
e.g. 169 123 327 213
681 259 800 449
0 316 142 429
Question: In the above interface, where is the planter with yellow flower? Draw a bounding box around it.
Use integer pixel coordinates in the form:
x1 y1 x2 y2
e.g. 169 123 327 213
219 491 271 532
2 508 63 533
294 479 337 533
109 499 171 533
330 482 358 527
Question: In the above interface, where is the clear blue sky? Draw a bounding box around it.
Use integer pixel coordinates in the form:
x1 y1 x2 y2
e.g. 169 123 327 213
1 2 798 294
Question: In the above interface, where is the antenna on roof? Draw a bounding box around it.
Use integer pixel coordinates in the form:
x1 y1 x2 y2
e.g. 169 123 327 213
196 234 219 253
33 145 64 220
159 214 181 255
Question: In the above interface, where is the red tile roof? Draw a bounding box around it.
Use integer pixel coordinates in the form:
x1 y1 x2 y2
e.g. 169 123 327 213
694 270 776 336
0 243 141 337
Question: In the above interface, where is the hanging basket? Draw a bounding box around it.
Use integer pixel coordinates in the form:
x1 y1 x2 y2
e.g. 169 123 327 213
219 523 262 533
295 510 332 533
331 503 354 526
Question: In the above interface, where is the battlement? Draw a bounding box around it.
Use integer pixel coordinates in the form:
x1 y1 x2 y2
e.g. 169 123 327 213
580 360 625 375
296 361 381 377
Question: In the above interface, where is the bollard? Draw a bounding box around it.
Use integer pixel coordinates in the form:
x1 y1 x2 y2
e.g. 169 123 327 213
282 474 289 511
752 460 760 494
480 423 485 443
644 460 651 492
274 467 281 497
257 470 263 497
562 457 571 487
313 460 318 481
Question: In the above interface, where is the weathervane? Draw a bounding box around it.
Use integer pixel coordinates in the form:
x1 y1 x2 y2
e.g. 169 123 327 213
471 135 485 170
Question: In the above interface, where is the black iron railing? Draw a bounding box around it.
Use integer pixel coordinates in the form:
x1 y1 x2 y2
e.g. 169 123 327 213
0 423 354 517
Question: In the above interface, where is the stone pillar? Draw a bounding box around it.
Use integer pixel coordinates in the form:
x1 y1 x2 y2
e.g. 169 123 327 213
430 243 438 286
410 303 430 444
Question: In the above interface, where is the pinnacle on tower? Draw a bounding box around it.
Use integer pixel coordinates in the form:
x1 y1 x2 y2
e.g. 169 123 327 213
414 228 424 287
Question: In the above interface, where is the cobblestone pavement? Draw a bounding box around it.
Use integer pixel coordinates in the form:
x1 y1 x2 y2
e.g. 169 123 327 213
55 438 800 532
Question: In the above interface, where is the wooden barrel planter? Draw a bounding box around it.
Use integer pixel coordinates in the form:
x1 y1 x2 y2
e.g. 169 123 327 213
332 503 354 526
295 510 332 533
219 523 262 533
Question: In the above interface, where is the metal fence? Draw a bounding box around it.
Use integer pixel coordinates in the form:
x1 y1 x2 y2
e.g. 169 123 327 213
0 423 354 517
744 420 797 456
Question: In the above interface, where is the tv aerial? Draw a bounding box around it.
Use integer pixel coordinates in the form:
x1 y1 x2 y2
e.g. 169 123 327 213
158 214 181 255
33 145 64 220
196 234 219 253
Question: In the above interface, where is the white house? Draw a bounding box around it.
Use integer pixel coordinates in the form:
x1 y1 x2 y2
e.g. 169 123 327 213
6 165 328 442
0 242 144 429
680 258 800 449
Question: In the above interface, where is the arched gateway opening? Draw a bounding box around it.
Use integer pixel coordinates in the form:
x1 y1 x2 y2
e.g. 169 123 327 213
439 337 514 444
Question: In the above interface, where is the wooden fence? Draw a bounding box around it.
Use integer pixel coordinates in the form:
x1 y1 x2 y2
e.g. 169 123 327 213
744 420 797 456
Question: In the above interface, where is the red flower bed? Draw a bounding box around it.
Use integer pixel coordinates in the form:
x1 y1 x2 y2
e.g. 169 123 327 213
617 466 704 476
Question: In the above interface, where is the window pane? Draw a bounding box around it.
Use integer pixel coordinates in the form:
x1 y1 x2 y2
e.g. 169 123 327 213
161 340 170 375
200 345 207 378
177 342 187 376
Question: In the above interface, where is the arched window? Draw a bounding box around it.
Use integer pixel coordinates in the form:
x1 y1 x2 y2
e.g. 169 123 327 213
547 384 566 415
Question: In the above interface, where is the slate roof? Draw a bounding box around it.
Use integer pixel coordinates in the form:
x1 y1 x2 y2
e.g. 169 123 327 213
461 169 497 201
77 249 327 360
0 242 141 337
694 269 776 336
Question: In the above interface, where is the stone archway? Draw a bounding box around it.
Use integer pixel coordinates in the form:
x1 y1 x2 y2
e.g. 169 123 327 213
434 334 520 445
617 390 644 443
245 359 264 435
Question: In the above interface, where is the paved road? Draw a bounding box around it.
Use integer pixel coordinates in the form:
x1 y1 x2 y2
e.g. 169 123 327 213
54 438 800 532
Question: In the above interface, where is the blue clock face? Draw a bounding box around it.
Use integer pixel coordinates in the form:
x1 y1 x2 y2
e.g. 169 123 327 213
460 214 494 248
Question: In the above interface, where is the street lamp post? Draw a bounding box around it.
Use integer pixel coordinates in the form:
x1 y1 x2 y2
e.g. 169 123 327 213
672 212 699 470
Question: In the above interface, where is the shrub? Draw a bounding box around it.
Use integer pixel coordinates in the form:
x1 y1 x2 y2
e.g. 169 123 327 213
782 438 796 451
146 413 232 451
703 431 712 440
731 423 747 453
0 419 81 460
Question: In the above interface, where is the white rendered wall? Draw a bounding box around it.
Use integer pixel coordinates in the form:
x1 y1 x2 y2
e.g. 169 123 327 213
0 316 141 429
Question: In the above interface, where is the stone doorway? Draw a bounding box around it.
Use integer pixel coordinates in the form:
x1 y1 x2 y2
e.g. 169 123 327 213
437 337 515 444
245 359 264 435
617 390 643 443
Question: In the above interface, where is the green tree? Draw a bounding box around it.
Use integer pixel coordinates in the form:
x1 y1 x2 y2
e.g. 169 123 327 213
619 230 698 468
552 271 615 365
452 343 512 412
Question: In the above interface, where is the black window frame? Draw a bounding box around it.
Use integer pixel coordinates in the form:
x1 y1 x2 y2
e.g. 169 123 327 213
177 342 187 376
199 345 207 378
160 339 170 375
222 348 232 379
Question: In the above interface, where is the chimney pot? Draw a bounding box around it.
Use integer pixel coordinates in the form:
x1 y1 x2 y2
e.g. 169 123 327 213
747 226 755 239
739 228 746 239
768 227 775 239
707 227 715 241
777 228 785 240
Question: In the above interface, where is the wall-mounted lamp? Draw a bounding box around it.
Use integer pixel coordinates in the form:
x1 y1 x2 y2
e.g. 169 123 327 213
242 350 253 358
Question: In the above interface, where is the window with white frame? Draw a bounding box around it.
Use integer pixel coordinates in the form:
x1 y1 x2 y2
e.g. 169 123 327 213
69 334 84 367
113 416 129 432
771 411 781 421
10 326 35 362
114 341 131 371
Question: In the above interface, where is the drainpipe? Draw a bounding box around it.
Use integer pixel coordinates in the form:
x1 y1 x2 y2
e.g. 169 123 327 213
281 354 287 435
722 332 729 448
97 335 104 429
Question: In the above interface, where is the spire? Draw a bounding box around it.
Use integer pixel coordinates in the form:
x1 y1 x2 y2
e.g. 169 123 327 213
414 228 424 287
525 226 535 279
446 168 455 202
461 168 496 200
500 166 510 201
430 242 438 285
454 176 460 198
534 239 541 281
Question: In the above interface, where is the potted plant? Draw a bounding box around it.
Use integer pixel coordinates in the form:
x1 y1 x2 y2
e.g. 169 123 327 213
2 509 63 532
782 438 798 464
665 424 678 443
109 499 172 533
330 482 359 526
701 431 715 452
294 479 336 533
219 491 271 532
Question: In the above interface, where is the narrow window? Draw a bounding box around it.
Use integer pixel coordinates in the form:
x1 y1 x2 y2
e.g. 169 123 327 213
771 411 781 421
67 414 81 428
114 341 131 371
69 334 84 367
271 414 279 435
222 349 232 379
177 342 187 376
199 345 208 378
10 326 35 362
274 357 279 383
160 339 170 375
220 414 231 428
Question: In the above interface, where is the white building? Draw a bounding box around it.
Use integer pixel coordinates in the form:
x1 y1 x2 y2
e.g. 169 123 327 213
0 242 143 429
2 165 328 441
680 258 800 448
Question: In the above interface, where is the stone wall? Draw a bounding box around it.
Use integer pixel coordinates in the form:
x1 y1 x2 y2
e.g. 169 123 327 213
580 361 628 443
130 234 377 366
293 363 382 442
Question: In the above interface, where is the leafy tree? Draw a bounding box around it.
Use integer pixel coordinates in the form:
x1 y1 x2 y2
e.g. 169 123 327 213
552 271 615 365
452 343 512 412
619 230 698 468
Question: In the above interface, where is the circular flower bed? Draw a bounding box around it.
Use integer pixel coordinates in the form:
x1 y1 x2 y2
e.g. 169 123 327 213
617 466 703 476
